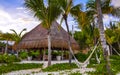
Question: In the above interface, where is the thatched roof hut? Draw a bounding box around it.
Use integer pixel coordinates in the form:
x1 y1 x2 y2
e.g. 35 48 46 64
17 21 80 52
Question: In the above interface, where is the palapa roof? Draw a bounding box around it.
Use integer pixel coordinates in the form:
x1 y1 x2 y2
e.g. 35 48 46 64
17 21 80 51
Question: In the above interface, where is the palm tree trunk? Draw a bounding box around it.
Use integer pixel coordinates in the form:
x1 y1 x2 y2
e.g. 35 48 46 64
63 14 72 64
5 40 8 54
48 30 51 66
96 0 112 75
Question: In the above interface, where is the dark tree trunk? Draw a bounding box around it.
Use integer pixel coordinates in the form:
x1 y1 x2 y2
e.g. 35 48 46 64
63 14 72 64
96 0 112 75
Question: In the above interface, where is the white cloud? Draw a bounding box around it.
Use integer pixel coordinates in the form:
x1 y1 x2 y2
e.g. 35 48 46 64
0 7 39 33
0 9 13 25
103 15 111 23
16 7 26 10
112 0 120 7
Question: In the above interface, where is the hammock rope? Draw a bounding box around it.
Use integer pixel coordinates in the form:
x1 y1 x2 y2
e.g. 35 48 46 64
69 41 100 68
95 50 100 64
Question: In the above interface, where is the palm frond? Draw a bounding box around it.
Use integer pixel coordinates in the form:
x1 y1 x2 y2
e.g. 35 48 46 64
24 0 62 29
70 4 82 17
19 28 27 37
24 0 47 21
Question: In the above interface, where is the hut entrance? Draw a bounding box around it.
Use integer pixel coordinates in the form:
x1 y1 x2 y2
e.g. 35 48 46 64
23 49 70 61
43 49 69 61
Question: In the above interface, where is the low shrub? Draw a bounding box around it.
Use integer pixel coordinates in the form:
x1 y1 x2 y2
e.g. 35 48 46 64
87 63 110 75
19 51 28 59
75 52 88 62
0 55 3 63
0 54 20 64
30 50 40 57
42 63 78 72
0 63 43 74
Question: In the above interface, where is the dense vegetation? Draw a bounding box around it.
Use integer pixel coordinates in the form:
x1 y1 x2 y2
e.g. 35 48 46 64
87 55 120 75
110 55 120 74
0 54 20 64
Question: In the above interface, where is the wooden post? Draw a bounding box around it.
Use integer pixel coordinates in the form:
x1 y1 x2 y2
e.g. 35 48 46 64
43 48 46 61
61 48 64 60
39 49 42 60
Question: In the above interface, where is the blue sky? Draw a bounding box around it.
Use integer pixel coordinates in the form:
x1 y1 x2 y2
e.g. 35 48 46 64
0 0 87 14
0 0 119 33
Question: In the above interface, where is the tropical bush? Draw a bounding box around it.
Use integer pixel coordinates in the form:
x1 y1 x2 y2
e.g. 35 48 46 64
42 63 78 72
52 51 62 56
0 54 20 64
30 50 40 57
19 51 28 59
0 63 43 74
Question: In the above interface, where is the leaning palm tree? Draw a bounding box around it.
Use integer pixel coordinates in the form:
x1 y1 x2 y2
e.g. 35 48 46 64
85 0 120 74
58 0 82 64
24 0 62 66
96 0 112 74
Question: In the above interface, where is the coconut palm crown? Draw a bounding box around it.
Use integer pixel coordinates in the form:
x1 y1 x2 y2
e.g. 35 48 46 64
24 0 62 66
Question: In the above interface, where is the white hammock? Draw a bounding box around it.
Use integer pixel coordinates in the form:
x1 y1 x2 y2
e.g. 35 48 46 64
95 50 100 64
69 41 99 68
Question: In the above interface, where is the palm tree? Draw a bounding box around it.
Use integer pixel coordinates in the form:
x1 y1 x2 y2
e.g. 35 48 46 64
10 28 26 56
86 0 120 74
10 28 26 45
58 0 82 64
24 0 62 66
0 33 13 54
0 29 26 54
96 0 112 74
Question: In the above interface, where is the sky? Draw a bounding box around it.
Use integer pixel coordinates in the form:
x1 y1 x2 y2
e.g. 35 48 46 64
0 0 120 33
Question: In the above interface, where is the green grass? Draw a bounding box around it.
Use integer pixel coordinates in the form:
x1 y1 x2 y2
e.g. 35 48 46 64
42 63 78 72
110 55 120 74
87 55 120 75
0 63 43 74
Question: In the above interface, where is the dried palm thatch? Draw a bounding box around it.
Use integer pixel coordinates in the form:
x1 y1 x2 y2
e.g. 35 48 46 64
17 21 80 51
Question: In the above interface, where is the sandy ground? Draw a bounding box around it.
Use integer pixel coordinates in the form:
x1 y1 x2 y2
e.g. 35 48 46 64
3 60 119 75
4 67 95 75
